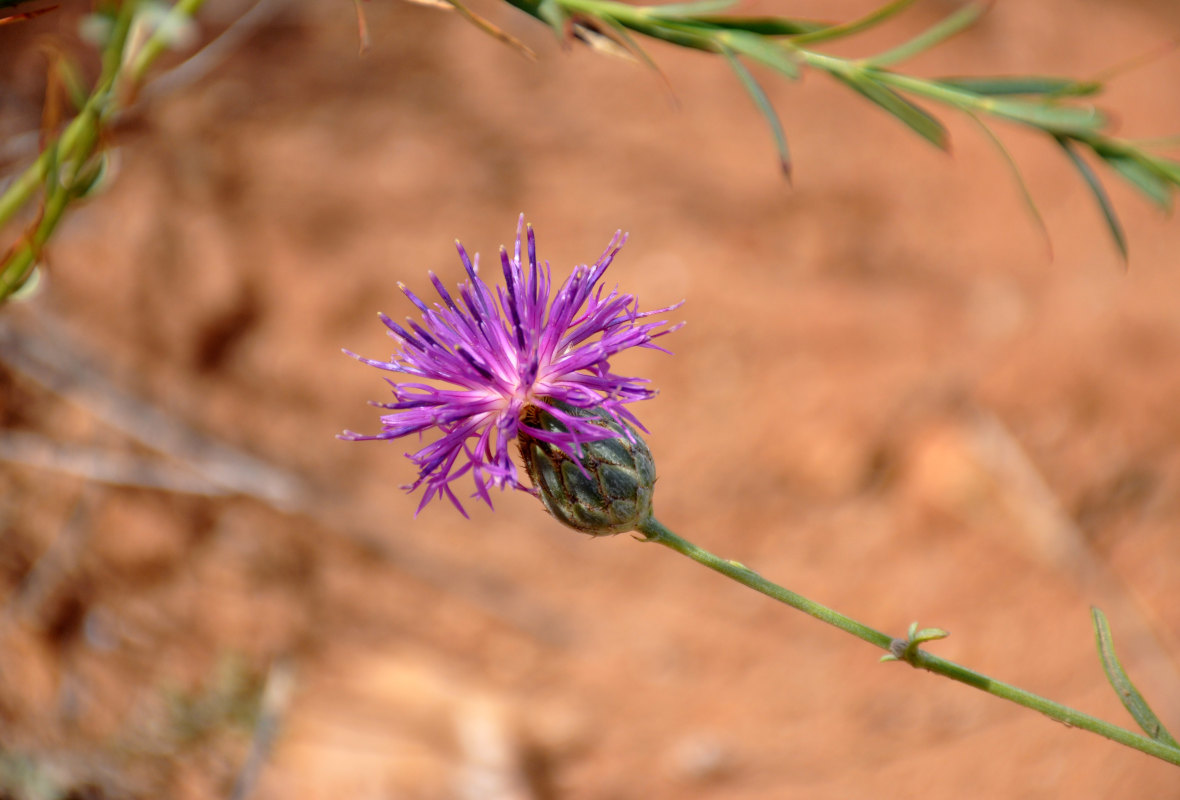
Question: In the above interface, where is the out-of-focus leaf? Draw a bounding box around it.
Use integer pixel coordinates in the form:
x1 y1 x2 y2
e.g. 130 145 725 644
1092 608 1180 747
867 1 987 68
937 75 1101 97
1058 138 1126 261
965 112 1050 253
536 0 567 39
1101 151 1173 211
715 29 799 79
1138 153 1180 185
720 45 791 178
835 71 948 150
1127 134 1180 149
791 0 916 45
599 14 673 88
985 98 1107 135
639 0 737 18
677 15 826 36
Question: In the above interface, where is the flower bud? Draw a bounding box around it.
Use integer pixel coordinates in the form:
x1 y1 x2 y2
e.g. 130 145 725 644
518 402 657 535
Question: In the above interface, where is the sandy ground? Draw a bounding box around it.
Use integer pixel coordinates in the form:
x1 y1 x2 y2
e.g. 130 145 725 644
2 1 1180 797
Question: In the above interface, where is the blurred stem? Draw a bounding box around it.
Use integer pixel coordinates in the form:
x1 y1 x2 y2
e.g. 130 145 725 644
635 517 1180 768
0 0 207 299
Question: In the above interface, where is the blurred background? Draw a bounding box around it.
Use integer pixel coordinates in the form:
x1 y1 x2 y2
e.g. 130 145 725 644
2 0 1180 797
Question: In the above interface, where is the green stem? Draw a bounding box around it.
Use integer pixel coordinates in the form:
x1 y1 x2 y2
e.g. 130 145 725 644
635 516 1180 768
0 0 207 300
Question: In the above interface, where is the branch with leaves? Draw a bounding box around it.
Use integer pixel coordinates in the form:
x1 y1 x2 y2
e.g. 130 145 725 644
473 0 1179 259
0 0 206 303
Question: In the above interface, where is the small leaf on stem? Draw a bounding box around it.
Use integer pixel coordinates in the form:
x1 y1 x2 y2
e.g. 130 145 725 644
1099 150 1175 211
834 70 949 150
720 45 792 178
1091 607 1180 748
1057 137 1128 261
715 29 799 79
936 75 1101 97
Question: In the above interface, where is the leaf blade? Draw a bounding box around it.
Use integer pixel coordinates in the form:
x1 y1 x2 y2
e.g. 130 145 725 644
1103 153 1174 211
866 1 987 68
964 112 1050 254
1092 607 1180 748
676 14 827 36
834 70 949 150
638 0 738 18
936 75 1101 97
720 45 791 178
716 29 799 79
985 98 1107 135
1058 138 1127 261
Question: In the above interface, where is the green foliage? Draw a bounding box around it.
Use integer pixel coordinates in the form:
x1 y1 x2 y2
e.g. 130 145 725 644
1092 607 1180 748
0 0 207 303
492 0 1180 260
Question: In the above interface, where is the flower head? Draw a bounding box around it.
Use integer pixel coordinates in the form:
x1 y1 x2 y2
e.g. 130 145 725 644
341 216 682 516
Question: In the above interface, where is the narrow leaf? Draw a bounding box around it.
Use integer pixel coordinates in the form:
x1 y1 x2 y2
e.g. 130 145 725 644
867 2 987 68
535 0 567 40
716 29 799 79
791 0 916 45
639 0 738 18
834 71 948 150
965 112 1050 254
1058 138 1127 261
1136 153 1180 186
985 98 1107 135
1092 607 1180 747
1126 134 1180 149
599 15 676 95
720 46 791 178
1103 153 1173 211
678 15 827 36
937 75 1101 97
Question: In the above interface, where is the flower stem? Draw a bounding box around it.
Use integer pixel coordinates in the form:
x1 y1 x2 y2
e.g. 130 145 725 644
635 516 1180 768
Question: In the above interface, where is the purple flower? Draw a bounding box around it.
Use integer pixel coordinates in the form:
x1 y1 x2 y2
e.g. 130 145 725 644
341 216 682 516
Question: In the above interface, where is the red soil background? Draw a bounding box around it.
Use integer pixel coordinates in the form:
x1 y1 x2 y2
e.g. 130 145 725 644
2 1 1180 797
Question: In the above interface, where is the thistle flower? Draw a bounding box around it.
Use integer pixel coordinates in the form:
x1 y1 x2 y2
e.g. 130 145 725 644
340 216 682 516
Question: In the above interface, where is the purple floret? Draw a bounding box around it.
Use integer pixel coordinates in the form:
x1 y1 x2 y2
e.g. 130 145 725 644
340 216 682 516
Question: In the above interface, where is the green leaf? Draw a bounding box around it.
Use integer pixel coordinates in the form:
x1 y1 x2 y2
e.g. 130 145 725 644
598 15 674 90
1103 152 1174 211
984 98 1107 135
937 75 1101 97
965 112 1050 251
719 46 791 178
715 29 799 79
834 71 948 150
790 0 917 45
676 15 827 36
867 1 987 68
536 0 567 39
1058 138 1127 261
1092 607 1180 747
639 0 738 18
1137 153 1180 186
